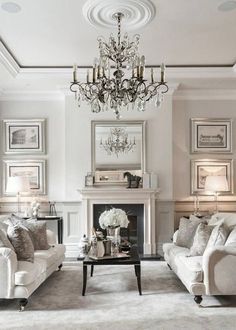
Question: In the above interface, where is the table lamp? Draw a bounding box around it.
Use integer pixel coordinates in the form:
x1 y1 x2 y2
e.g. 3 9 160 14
205 175 228 213
6 176 30 214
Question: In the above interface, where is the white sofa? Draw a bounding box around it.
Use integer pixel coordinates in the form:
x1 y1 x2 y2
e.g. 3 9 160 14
0 220 65 311
163 213 236 305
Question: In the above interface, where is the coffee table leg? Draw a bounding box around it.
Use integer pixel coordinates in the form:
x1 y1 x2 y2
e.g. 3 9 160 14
91 265 94 277
135 264 142 295
82 265 87 296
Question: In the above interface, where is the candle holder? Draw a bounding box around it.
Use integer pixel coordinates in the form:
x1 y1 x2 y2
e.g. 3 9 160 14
193 193 201 216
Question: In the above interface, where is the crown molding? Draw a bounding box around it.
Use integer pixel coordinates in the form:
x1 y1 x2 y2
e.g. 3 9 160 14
0 41 20 77
173 89 236 100
0 90 65 101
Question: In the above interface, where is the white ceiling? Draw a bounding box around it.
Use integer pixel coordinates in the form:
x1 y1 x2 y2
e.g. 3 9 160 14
0 0 236 95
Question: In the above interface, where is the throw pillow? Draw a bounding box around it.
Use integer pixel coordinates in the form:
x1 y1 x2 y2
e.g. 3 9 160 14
7 225 34 263
4 213 26 227
225 227 236 246
0 228 14 250
24 220 50 250
0 221 8 235
206 223 229 249
189 223 213 256
175 216 206 249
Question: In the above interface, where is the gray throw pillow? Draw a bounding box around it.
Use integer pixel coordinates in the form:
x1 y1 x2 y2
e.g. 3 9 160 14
189 223 213 256
7 225 34 263
24 220 50 250
4 214 26 227
0 228 14 250
206 223 229 249
176 216 206 248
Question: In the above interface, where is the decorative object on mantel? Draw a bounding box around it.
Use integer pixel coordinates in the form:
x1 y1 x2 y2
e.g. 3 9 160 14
142 173 150 189
124 171 141 188
150 172 158 189
85 172 94 186
205 175 229 213
100 127 136 157
70 8 168 120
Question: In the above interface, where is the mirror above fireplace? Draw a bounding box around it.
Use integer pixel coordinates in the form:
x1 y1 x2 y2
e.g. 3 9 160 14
91 121 146 184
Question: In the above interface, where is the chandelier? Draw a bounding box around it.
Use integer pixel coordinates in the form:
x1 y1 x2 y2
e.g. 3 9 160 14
70 12 168 119
100 127 136 157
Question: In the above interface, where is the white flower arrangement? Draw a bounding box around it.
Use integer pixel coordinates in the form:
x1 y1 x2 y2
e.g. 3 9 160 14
99 208 129 229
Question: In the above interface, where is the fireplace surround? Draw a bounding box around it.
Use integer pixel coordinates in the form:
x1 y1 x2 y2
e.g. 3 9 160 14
78 187 159 254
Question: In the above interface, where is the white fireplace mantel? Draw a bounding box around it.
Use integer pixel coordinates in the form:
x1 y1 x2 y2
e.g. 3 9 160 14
78 187 160 254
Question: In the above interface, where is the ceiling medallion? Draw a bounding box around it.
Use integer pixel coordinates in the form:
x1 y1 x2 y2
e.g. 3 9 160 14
82 0 156 30
70 8 168 119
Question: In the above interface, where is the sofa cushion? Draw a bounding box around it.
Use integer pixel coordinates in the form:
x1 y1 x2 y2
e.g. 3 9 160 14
176 215 205 249
23 220 50 250
15 259 45 286
208 213 236 228
175 255 203 283
189 223 213 256
163 243 190 260
34 247 58 268
225 227 236 246
206 223 229 249
0 228 14 250
7 225 34 263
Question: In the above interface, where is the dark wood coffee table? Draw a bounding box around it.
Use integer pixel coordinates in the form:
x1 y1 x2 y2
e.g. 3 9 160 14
82 247 141 296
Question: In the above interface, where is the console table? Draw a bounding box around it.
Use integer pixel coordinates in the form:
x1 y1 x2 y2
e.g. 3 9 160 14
24 216 63 244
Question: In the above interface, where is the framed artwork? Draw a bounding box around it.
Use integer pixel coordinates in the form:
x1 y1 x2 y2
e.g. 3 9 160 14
3 119 46 154
191 159 233 195
191 118 232 153
3 160 46 195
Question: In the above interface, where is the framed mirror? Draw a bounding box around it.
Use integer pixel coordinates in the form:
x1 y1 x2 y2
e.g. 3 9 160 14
91 121 146 184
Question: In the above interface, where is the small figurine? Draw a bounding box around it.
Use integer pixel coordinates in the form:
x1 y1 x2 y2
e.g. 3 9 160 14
124 172 141 188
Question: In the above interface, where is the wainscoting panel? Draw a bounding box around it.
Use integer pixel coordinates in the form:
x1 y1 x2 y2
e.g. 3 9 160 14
63 202 82 258
156 201 175 256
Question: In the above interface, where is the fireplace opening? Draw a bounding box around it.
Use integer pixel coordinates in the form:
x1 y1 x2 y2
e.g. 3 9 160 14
93 204 144 253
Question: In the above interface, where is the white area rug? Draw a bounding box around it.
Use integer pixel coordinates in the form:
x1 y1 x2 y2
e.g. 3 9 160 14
0 261 236 330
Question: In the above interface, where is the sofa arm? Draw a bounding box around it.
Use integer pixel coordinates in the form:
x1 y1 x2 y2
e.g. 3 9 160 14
46 229 57 245
0 247 17 298
202 246 236 295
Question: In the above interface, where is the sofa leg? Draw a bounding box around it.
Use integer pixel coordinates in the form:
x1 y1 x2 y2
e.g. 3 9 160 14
19 299 28 312
194 295 202 306
58 264 63 271
167 263 172 270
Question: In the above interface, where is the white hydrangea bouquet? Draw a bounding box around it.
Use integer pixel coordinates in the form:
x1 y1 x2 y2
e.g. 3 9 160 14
99 208 129 229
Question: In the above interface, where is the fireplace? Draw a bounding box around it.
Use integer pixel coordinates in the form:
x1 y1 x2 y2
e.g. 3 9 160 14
78 187 158 255
93 204 144 253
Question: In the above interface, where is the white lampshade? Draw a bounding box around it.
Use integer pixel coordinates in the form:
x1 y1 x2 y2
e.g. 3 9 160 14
205 175 229 192
6 176 30 194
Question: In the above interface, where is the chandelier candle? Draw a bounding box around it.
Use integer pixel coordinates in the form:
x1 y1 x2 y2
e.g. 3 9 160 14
70 12 168 119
